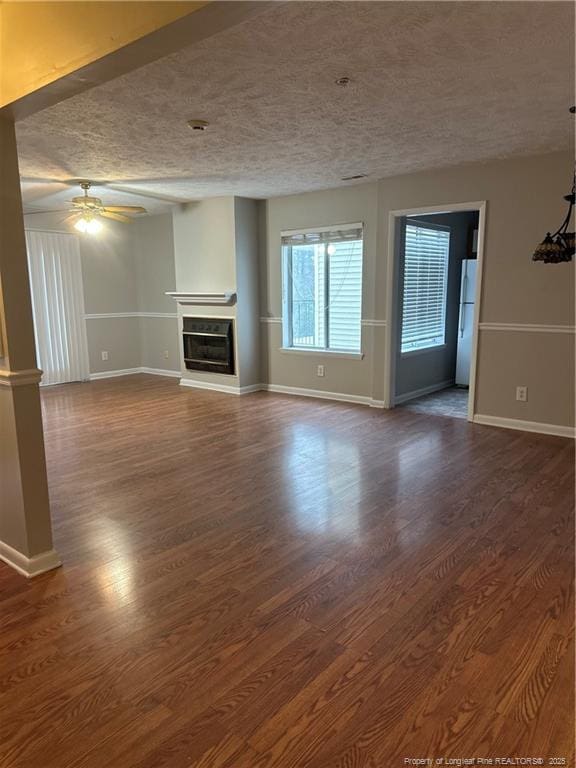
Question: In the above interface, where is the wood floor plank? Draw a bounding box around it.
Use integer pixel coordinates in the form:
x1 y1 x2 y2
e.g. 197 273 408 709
0 374 573 767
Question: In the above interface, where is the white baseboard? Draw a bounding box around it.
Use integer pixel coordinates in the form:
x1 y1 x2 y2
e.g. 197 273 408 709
264 383 374 407
89 368 141 380
0 541 62 578
86 371 375 407
238 383 264 394
179 381 374 403
179 379 263 396
473 414 575 439
394 380 454 405
89 367 180 381
140 367 181 378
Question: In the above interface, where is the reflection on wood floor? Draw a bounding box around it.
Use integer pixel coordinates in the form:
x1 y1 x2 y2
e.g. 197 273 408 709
0 374 573 767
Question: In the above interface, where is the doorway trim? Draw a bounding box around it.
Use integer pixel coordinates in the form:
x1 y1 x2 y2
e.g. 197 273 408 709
383 200 487 422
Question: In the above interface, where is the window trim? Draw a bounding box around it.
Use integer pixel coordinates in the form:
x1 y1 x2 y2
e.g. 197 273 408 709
281 223 364 354
400 219 450 356
400 343 447 359
279 347 364 360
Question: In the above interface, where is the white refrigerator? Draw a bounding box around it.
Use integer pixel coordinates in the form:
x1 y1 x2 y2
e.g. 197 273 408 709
456 259 476 386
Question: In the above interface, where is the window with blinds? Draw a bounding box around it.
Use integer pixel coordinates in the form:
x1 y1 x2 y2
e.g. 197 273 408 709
401 221 450 353
281 224 363 352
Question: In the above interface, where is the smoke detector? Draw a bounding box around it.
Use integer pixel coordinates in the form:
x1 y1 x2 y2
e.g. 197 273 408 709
187 119 209 131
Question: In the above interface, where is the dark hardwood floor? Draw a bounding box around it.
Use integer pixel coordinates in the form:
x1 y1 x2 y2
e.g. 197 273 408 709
1 374 574 767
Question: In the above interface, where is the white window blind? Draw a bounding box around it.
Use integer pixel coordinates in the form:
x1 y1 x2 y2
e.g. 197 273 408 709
281 224 363 352
401 221 450 353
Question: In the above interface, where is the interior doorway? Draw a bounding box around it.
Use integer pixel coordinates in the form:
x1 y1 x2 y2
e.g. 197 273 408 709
384 202 486 421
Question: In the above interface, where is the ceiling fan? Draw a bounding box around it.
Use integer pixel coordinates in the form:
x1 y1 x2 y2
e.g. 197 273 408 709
26 181 147 234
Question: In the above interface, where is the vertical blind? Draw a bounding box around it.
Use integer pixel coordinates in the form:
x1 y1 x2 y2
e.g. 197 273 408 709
401 221 450 353
26 230 90 386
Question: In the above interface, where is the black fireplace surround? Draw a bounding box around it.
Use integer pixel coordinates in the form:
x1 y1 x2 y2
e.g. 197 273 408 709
182 317 235 375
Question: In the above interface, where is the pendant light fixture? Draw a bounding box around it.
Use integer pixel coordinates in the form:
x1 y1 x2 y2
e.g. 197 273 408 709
532 107 575 264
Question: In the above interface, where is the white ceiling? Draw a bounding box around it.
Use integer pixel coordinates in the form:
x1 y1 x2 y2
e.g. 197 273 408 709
17 1 575 214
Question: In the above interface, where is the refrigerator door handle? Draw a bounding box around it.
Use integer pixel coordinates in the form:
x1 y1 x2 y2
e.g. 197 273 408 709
460 275 468 337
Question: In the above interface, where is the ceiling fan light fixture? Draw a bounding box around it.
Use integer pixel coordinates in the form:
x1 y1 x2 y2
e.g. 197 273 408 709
74 214 102 235
27 181 146 232
86 218 102 235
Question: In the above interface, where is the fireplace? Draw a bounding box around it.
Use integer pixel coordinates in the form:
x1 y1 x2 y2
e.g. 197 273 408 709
182 317 235 375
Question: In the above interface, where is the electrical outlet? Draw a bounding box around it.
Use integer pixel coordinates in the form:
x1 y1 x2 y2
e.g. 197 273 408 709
163 350 169 359
317 365 325 377
516 385 528 402
101 351 109 361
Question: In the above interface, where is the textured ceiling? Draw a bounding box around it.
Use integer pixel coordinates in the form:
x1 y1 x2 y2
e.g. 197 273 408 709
17 1 575 213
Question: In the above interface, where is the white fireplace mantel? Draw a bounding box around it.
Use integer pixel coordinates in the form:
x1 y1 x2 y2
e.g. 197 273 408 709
166 291 236 306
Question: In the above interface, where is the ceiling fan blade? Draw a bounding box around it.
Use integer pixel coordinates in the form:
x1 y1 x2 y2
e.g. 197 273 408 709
103 205 147 214
100 211 132 224
20 176 69 184
24 209 68 215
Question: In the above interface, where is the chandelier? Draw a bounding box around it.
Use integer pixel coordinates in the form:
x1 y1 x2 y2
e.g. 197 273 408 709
532 107 575 264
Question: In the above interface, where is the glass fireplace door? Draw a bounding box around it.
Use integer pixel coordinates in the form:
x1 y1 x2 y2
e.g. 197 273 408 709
182 318 235 375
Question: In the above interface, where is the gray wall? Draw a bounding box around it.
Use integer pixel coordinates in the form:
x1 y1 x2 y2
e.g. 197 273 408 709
85 316 141 373
134 214 177 313
395 211 478 399
260 182 379 397
172 197 260 390
24 214 140 375
234 198 260 388
134 214 179 373
81 224 138 314
173 197 240 388
82 223 140 375
23 151 575 430
24 212 179 376
259 151 575 428
173 198 236 293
